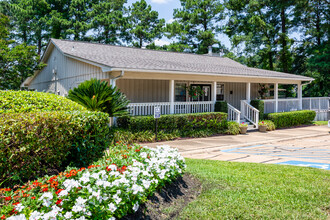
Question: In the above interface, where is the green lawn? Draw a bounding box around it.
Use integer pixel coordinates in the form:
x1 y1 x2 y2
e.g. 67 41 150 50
313 121 328 126
178 159 330 219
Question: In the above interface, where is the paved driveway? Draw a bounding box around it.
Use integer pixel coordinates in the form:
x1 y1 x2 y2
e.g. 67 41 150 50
146 126 330 170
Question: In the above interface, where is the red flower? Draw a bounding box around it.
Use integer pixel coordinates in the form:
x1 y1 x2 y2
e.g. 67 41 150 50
56 199 63 205
50 181 58 189
42 187 48 192
65 173 72 178
31 196 36 200
1 215 5 220
56 189 63 195
5 196 11 201
13 202 19 206
70 170 78 176
135 149 140 152
122 154 128 159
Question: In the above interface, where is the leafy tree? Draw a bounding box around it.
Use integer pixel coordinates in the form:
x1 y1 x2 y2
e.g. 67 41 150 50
128 0 165 48
0 13 45 90
90 0 128 44
67 79 130 117
166 0 225 54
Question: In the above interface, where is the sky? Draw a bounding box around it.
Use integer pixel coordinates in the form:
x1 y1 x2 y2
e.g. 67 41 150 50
126 0 232 48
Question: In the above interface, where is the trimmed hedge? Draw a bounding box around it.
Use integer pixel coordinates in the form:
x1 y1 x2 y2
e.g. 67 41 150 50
117 112 228 132
267 110 316 128
0 111 110 186
215 101 228 113
0 90 87 113
250 100 264 120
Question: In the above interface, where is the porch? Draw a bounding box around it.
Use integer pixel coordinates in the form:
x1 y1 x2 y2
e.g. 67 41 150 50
115 77 329 127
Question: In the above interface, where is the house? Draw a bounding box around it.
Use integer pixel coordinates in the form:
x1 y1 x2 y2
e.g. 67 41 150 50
22 39 329 125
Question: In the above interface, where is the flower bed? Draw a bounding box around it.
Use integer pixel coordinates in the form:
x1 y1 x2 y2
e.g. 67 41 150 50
0 144 186 220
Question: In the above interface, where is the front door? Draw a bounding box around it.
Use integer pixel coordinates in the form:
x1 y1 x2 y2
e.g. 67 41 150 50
191 84 211 101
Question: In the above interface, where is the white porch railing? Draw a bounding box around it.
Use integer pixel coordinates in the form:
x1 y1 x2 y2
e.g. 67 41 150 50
262 97 330 114
227 103 241 124
128 102 170 116
174 101 214 114
241 100 259 128
127 101 214 116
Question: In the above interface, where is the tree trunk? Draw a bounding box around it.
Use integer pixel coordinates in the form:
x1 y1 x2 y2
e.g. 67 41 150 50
280 6 288 73
268 51 273 70
315 0 321 46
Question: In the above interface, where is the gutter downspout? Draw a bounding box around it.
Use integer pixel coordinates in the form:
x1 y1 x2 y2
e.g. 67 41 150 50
111 70 124 87
111 70 124 127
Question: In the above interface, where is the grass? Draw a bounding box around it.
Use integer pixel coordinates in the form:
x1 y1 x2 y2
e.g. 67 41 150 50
313 121 328 126
178 159 330 219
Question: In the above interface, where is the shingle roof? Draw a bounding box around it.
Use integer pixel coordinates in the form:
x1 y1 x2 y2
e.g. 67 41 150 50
51 39 313 81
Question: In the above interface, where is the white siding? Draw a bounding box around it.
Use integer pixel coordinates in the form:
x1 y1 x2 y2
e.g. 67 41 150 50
116 79 169 103
29 47 110 96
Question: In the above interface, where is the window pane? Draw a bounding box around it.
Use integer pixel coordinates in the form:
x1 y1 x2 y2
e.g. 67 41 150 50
175 83 186 101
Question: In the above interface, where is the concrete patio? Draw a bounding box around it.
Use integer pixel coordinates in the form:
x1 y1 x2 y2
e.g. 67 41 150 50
146 125 330 169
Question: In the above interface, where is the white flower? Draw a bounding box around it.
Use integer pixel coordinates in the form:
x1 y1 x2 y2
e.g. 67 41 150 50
64 212 73 219
14 203 25 212
72 204 84 213
39 192 53 201
7 214 26 220
113 194 122 204
63 179 80 191
29 211 42 220
108 203 117 212
58 189 68 197
133 202 139 212
76 217 86 220
108 164 117 171
76 197 87 205
79 176 90 184
140 152 147 158
91 172 99 179
108 217 116 220
131 184 143 194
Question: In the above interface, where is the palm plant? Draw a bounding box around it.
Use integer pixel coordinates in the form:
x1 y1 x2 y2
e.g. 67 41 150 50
67 79 130 117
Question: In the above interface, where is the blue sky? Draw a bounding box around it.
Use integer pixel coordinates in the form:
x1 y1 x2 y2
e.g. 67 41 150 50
127 0 232 48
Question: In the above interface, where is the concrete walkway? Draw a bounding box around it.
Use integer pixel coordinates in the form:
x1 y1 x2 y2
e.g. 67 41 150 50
146 125 330 168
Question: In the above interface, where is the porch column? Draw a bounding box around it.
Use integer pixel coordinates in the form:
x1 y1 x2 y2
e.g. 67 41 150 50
298 82 302 110
169 80 175 114
212 82 217 110
246 82 251 103
275 83 279 112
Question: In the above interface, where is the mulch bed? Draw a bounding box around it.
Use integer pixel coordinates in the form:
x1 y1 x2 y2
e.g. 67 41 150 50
123 173 202 220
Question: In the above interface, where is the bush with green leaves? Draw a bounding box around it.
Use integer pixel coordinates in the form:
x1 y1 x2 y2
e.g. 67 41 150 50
67 78 129 117
261 120 276 131
250 100 264 120
226 121 240 135
267 110 316 128
117 112 228 132
0 111 110 187
0 90 86 113
215 101 228 113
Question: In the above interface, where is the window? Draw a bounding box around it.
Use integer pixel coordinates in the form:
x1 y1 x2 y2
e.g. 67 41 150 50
216 83 224 101
175 83 187 101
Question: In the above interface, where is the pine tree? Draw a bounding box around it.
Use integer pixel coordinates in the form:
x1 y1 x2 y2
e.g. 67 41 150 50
128 0 165 48
166 0 225 54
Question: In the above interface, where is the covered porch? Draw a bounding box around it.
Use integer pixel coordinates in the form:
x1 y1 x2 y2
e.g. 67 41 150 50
110 70 328 126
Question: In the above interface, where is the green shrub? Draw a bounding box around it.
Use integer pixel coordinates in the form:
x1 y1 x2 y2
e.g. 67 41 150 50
67 78 129 117
268 110 316 128
250 100 264 120
215 101 228 113
117 112 228 132
226 121 240 135
260 120 276 131
0 90 86 113
0 111 110 187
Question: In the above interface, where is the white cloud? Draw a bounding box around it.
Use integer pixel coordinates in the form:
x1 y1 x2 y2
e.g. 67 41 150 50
151 0 172 4
167 18 175 24
154 39 171 46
